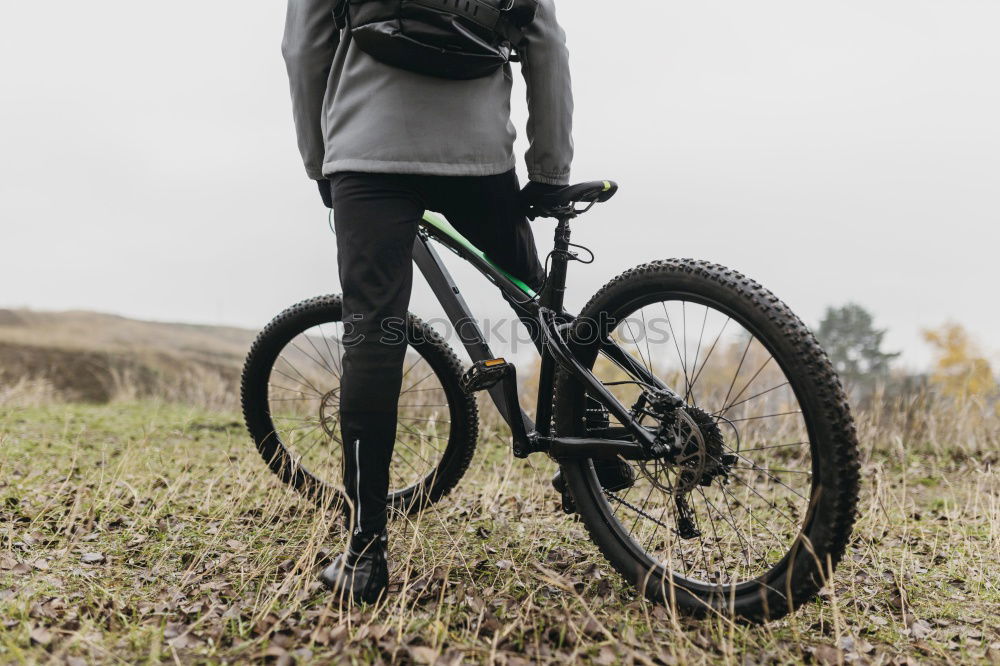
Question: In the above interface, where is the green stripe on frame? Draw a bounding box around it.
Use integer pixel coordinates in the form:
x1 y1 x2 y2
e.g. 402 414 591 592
422 211 537 298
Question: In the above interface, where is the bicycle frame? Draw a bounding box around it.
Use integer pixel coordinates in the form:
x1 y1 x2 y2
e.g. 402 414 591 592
413 211 682 462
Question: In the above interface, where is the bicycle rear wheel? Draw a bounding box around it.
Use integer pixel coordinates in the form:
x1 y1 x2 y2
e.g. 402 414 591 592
554 260 859 622
241 295 478 515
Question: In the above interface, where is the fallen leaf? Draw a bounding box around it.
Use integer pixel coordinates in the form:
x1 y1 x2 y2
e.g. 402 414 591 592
162 623 184 639
259 645 287 658
29 626 53 646
581 617 603 638
408 645 438 664
595 645 618 666
168 633 202 650
909 618 934 640
80 553 105 565
812 645 842 666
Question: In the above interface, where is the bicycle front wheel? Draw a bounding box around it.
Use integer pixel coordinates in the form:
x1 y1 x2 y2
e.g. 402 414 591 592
554 260 860 622
241 295 478 515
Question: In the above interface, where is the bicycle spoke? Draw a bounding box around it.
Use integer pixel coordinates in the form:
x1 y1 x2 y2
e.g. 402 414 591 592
682 301 689 387
722 470 800 524
720 335 753 411
268 383 319 398
713 381 790 416
622 317 651 374
266 322 452 498
400 355 425 383
688 316 731 398
627 479 659 537
640 307 655 379
297 430 337 462
732 465 810 475
662 302 692 400
396 420 446 450
583 294 819 592
695 486 744 577
318 323 344 376
738 441 808 454
393 436 436 467
297 334 340 379
405 369 439 392
271 364 324 398
722 447 809 501
686 306 710 403
721 410 802 424
719 484 794 550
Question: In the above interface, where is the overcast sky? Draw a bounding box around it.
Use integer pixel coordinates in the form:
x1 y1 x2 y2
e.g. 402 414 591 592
2 1 997 368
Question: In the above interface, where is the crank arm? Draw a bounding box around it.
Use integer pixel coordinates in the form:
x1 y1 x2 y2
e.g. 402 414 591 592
543 436 648 460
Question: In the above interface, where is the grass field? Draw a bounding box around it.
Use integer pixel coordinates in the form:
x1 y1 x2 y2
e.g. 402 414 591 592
1 397 997 664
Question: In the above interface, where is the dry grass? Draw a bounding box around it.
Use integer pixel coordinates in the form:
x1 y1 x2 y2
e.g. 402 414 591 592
1 392 998 664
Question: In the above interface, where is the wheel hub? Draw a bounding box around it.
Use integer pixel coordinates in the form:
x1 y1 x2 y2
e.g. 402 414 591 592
644 409 707 494
637 402 733 494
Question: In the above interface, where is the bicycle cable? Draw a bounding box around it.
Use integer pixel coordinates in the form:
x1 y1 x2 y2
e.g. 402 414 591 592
521 240 597 306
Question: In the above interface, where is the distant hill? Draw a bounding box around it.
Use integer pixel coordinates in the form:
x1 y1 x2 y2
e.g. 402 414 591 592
0 309 257 406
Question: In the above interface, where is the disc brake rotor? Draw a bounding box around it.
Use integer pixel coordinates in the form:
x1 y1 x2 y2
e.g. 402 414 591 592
638 409 707 495
319 389 340 437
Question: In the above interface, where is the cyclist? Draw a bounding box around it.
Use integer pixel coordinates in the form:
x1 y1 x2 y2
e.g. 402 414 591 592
282 0 573 603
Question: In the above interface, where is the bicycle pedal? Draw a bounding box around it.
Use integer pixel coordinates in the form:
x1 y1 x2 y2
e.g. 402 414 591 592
460 358 511 394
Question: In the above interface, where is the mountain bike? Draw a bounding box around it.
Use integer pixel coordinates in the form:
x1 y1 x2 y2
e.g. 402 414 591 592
241 180 860 622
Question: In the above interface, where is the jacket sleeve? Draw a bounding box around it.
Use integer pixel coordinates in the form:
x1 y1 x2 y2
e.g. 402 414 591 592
282 0 339 180
518 0 574 185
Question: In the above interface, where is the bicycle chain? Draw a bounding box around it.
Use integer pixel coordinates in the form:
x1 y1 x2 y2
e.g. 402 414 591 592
604 490 674 532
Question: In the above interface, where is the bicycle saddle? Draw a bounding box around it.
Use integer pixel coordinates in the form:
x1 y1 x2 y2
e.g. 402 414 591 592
523 180 619 219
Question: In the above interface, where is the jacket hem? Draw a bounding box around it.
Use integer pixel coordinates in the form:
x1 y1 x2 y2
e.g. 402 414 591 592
323 157 517 178
528 172 571 186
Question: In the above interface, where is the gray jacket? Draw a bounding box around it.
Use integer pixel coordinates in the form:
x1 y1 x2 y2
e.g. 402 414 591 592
281 0 574 185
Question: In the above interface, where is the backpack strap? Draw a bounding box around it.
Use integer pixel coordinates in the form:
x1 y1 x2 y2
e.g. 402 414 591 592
333 0 350 30
505 0 538 28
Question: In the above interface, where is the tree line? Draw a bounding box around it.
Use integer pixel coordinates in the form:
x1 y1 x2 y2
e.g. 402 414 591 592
816 304 997 402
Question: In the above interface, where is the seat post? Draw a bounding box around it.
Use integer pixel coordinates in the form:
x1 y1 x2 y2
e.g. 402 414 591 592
534 214 573 438
541 215 573 312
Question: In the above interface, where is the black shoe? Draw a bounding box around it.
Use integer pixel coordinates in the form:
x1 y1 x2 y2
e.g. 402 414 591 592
319 531 389 605
552 459 636 496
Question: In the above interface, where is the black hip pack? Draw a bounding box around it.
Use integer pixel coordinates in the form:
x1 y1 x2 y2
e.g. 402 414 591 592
334 0 539 80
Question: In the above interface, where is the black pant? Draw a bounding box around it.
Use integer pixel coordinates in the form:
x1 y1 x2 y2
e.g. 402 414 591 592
329 170 545 537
